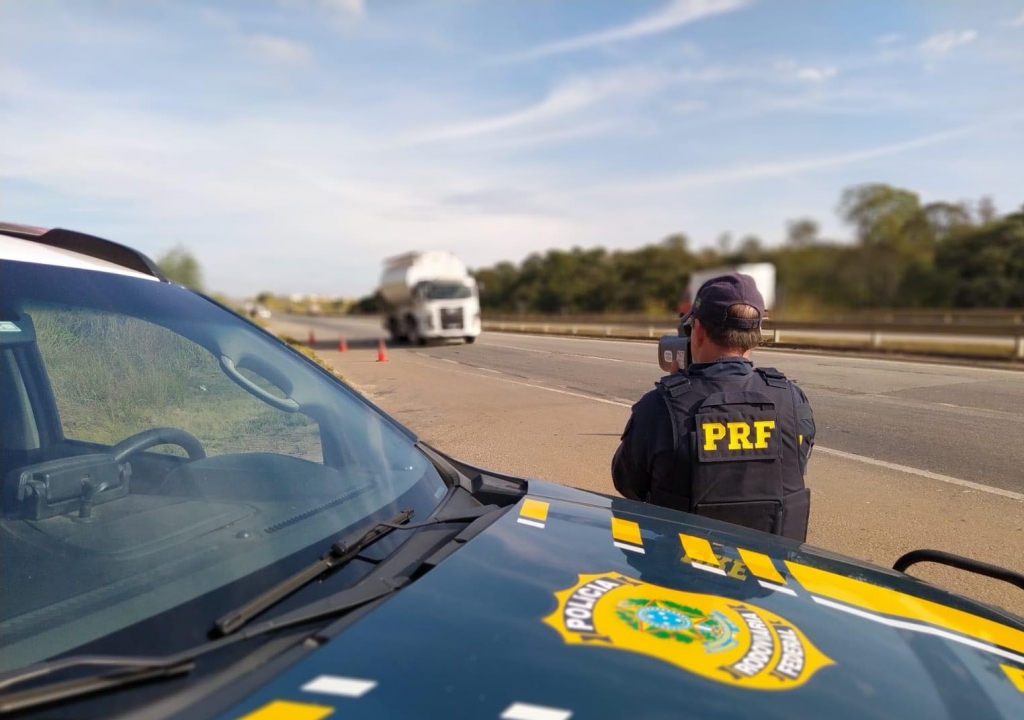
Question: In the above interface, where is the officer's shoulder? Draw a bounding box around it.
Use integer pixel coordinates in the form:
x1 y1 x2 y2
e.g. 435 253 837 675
655 372 691 397
756 365 811 402
630 386 672 424
754 366 791 388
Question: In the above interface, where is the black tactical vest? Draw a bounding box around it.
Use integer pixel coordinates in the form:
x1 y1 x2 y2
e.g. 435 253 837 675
652 366 810 541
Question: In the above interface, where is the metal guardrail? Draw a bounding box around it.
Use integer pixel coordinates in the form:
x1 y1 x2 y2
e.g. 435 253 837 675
482 317 1024 361
485 311 1024 327
286 310 1024 360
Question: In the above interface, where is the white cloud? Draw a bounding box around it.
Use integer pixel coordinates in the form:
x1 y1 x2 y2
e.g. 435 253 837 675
406 69 664 145
875 33 903 46
1007 10 1024 27
503 0 749 61
242 34 312 66
0 70 585 294
670 99 708 114
280 0 366 21
323 0 365 17
918 29 977 54
796 65 837 82
584 124 987 196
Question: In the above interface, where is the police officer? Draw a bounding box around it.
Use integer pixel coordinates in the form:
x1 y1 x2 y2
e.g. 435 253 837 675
611 273 815 541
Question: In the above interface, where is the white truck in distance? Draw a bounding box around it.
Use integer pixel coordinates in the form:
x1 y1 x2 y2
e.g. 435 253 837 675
380 251 482 345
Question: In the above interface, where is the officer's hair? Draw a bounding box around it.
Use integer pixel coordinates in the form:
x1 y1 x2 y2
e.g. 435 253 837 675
703 304 762 352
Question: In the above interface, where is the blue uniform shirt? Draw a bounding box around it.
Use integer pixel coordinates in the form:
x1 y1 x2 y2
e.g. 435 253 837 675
611 357 814 503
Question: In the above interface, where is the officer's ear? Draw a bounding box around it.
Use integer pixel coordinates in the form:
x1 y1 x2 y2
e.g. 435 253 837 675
690 319 705 346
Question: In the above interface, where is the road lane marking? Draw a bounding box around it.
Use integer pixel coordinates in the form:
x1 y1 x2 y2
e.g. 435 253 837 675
407 354 1022 500
301 675 377 698
411 356 634 408
478 339 649 366
484 331 1024 376
815 447 1024 501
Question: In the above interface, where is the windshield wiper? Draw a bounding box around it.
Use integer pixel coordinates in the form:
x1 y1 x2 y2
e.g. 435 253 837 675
0 502 501 715
0 579 405 716
212 509 414 637
0 657 194 715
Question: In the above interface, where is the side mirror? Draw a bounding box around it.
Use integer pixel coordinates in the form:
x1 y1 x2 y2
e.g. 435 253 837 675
658 334 690 373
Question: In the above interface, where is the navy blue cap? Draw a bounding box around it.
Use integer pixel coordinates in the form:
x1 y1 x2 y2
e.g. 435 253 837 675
681 273 765 329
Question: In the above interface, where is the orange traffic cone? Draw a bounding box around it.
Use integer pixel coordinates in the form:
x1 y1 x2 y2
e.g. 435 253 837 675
308 329 316 346
376 338 389 363
338 336 348 352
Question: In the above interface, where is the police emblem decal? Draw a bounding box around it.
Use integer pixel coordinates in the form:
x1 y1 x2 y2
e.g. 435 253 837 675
544 572 833 690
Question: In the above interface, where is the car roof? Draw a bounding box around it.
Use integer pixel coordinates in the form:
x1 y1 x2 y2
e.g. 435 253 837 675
0 222 163 282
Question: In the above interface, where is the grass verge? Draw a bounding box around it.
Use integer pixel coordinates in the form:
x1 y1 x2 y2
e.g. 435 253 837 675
32 307 323 459
279 335 348 384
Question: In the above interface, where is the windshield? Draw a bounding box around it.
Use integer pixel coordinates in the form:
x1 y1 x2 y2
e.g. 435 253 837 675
0 259 448 673
422 282 473 300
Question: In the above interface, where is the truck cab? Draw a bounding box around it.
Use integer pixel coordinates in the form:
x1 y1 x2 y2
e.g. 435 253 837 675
380 251 482 345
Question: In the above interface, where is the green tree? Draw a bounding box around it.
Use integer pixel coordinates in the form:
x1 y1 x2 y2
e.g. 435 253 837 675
837 184 931 307
786 218 819 247
976 196 998 224
838 184 922 251
468 185 1022 316
737 235 764 261
157 246 204 290
934 212 1024 307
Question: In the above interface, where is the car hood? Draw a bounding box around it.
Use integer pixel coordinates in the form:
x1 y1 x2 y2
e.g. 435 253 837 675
217 481 1024 720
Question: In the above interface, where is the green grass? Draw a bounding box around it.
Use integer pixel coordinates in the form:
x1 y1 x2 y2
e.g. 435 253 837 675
32 308 323 460
279 335 348 384
767 333 1020 361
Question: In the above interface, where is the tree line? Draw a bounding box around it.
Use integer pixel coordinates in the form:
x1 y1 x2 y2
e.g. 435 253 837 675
467 184 1024 317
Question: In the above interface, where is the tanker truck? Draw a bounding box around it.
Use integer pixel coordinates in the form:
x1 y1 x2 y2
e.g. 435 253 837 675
379 251 482 345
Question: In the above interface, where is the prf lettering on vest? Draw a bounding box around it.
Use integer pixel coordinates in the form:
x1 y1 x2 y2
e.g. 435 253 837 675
702 420 776 451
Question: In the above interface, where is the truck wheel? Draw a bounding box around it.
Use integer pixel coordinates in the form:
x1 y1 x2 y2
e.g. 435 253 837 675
387 318 404 344
464 336 476 344
406 319 425 346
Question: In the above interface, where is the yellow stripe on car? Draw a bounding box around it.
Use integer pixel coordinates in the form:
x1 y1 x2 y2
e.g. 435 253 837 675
1001 664 1024 693
520 499 549 523
237 700 334 720
787 562 1024 658
611 517 643 547
738 548 787 584
679 533 720 568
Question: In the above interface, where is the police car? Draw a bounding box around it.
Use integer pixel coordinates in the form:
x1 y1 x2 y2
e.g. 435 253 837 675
1 222 1023 719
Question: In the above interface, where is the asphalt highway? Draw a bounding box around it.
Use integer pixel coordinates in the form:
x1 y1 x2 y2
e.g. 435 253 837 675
292 314 1024 494
274 314 1024 613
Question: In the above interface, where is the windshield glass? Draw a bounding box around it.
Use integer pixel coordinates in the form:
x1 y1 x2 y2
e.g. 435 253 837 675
0 259 447 673
423 282 473 300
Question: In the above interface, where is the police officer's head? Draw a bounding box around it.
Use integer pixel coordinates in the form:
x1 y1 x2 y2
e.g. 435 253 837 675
680 273 764 363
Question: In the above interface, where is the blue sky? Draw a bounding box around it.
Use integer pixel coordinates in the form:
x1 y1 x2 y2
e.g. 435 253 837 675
3 0 1024 296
